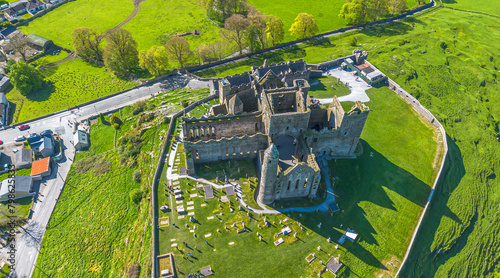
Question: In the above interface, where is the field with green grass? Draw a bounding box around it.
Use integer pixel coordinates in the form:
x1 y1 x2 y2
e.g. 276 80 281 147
309 76 351 99
30 51 70 67
122 0 221 52
18 0 134 50
32 96 179 277
442 0 500 17
7 58 134 123
156 85 438 277
198 6 500 277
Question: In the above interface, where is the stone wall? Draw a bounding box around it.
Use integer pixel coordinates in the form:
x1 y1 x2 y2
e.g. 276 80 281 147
267 111 311 141
183 113 262 141
185 133 268 163
276 163 321 200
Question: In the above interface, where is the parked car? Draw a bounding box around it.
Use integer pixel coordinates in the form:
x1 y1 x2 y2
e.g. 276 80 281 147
40 129 53 136
18 124 30 131
28 133 39 139
0 140 3 145
53 152 64 161
15 135 26 142
12 149 18 153
4 163 10 171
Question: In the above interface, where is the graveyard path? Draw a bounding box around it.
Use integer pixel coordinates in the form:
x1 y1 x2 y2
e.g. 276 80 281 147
180 155 338 215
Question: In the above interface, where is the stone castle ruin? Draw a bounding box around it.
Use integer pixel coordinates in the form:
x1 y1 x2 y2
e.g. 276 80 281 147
182 59 369 205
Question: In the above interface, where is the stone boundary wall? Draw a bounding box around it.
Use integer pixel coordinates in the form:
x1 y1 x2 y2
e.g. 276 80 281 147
364 61 449 277
151 94 216 278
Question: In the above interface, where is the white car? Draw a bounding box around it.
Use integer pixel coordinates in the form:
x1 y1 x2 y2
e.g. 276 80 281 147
13 149 18 153
15 135 26 142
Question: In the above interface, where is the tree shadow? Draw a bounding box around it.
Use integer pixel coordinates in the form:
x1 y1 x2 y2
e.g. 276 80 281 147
25 81 55 103
362 20 422 37
399 135 466 276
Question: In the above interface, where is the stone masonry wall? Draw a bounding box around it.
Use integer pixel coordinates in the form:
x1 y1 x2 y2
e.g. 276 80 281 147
185 133 268 163
183 113 262 141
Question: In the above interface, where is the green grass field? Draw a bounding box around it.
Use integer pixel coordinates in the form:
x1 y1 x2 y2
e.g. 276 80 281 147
442 0 500 17
32 98 177 277
7 58 134 123
156 85 438 277
121 0 221 52
18 0 134 50
198 6 500 277
309 76 351 99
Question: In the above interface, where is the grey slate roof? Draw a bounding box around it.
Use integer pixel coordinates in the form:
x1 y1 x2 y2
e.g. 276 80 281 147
226 73 251 88
15 148 32 165
256 60 306 79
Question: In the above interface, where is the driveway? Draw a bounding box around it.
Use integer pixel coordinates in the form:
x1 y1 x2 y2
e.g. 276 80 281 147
316 67 372 104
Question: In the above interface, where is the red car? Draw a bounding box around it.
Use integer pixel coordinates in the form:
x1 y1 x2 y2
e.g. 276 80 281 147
18 124 30 130
0 140 3 145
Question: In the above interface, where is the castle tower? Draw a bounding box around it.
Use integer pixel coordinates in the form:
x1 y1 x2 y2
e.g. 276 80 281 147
258 144 279 205
218 79 231 105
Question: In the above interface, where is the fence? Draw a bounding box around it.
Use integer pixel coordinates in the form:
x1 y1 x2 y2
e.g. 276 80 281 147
151 94 217 278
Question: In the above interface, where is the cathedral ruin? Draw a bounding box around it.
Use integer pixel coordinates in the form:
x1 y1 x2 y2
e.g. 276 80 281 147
182 59 369 205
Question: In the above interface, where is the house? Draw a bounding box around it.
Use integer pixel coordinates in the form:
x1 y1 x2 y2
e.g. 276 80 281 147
15 148 32 168
74 130 89 150
26 0 46 15
31 136 54 157
0 76 11 92
6 2 27 18
26 34 53 51
0 92 9 127
0 175 33 201
30 157 51 180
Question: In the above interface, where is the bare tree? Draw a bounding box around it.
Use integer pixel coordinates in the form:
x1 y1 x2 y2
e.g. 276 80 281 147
9 34 29 62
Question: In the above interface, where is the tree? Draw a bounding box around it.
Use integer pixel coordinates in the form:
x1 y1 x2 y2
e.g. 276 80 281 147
339 0 370 25
103 28 139 76
370 0 389 20
2 59 16 74
72 28 103 61
164 36 194 68
139 45 169 76
9 34 29 62
266 15 284 46
247 7 267 49
221 14 250 55
387 0 407 16
289 13 319 39
9 61 43 96
246 25 262 52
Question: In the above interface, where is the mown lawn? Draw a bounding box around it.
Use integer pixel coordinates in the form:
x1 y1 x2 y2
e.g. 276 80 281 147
157 85 437 277
7 58 134 123
309 75 351 99
30 51 69 67
199 6 500 277
18 0 134 50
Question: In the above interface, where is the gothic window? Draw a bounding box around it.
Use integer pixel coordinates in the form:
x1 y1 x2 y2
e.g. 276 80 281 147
287 181 291 190
295 179 299 190
344 131 348 136
255 123 259 132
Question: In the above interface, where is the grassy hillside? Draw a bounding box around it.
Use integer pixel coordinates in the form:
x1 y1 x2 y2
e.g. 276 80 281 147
197 6 500 277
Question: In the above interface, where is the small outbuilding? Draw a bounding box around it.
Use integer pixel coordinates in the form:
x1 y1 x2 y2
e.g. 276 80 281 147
26 34 54 51
15 148 32 168
0 175 33 201
74 130 89 150
30 157 51 180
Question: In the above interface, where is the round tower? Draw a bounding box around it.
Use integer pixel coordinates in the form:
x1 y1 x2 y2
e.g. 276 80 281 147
258 144 279 205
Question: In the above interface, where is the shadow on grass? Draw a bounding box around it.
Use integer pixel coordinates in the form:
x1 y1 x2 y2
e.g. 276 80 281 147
399 135 466 277
362 20 421 37
25 81 55 103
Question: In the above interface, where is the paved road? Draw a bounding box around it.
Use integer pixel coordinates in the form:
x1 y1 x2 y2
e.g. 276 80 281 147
3 73 209 278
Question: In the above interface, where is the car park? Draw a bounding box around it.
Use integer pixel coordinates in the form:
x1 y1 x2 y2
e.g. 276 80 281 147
18 124 30 130
15 135 26 142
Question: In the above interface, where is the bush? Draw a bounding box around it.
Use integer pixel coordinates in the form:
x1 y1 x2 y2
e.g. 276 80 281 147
93 157 111 175
349 36 358 46
110 114 122 126
133 169 141 183
132 101 146 115
146 103 155 110
129 188 143 204
138 113 154 125
112 123 120 130
162 117 171 124
181 99 189 108
99 113 105 123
